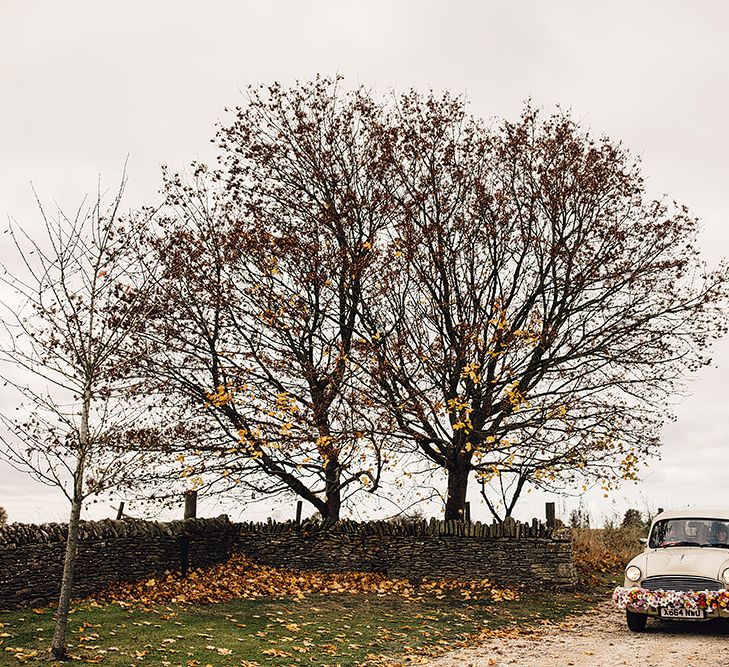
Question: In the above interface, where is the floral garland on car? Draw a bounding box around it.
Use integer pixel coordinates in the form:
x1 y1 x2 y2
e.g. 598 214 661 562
613 586 729 611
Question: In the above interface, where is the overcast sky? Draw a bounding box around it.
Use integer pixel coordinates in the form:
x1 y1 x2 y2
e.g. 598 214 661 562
1 1 728 526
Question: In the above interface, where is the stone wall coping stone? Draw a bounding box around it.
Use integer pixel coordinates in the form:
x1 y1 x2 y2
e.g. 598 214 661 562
236 517 571 541
0 515 232 547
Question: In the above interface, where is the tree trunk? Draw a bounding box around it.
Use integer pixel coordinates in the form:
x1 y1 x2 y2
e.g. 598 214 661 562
322 457 341 521
51 384 90 660
312 401 341 521
444 459 470 520
50 484 83 660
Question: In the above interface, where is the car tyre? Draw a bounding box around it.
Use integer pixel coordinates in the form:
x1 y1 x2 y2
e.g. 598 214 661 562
626 610 647 632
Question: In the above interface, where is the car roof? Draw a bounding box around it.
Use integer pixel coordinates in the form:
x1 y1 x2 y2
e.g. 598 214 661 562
652 507 729 522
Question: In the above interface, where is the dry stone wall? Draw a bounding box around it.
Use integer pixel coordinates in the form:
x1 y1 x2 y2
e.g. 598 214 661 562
0 516 235 609
0 515 576 610
234 517 576 591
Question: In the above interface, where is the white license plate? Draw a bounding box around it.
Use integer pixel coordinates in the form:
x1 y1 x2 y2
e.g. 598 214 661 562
659 607 705 620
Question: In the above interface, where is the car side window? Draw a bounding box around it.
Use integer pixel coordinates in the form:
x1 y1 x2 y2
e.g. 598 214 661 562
709 520 729 545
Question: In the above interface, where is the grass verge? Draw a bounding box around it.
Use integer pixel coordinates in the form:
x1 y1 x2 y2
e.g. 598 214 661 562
0 589 600 666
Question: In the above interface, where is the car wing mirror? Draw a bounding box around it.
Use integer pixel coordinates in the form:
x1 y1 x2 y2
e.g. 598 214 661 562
639 537 648 546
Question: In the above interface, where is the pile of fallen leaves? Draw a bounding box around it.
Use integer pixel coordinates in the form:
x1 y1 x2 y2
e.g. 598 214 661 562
88 553 519 606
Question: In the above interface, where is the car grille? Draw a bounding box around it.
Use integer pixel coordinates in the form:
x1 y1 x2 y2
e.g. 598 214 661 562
642 575 724 591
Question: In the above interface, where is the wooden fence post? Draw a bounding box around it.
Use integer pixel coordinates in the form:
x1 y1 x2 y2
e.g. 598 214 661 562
184 490 198 519
115 501 125 520
295 500 303 524
545 501 556 528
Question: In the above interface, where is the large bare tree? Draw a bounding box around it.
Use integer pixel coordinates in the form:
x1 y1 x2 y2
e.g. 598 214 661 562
360 97 728 520
0 179 159 659
141 78 393 519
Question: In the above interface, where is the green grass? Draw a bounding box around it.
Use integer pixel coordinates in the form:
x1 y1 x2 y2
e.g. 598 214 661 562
0 590 601 666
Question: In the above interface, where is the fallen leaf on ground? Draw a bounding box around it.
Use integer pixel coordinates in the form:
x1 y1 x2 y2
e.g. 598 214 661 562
86 554 520 607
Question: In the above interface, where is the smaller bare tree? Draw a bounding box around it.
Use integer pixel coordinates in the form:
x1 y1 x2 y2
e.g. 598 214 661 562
0 177 158 660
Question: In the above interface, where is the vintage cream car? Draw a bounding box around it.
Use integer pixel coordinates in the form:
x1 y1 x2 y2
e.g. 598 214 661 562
613 507 729 631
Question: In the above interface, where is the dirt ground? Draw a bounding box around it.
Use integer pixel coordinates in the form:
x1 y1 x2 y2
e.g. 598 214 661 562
423 600 729 666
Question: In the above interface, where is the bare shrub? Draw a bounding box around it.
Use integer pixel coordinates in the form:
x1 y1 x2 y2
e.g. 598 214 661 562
572 525 645 580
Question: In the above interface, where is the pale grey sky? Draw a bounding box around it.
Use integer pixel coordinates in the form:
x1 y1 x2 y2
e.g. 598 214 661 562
1 1 728 525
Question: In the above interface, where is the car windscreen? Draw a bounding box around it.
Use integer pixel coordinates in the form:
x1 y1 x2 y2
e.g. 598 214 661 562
649 518 729 548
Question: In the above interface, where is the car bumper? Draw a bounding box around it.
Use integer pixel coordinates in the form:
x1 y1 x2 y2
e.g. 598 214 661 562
614 586 729 619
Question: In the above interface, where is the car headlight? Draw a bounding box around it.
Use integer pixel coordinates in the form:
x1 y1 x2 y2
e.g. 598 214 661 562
626 565 642 582
722 568 729 585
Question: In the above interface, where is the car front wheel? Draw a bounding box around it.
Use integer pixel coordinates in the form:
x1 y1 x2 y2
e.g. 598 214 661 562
626 610 647 632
